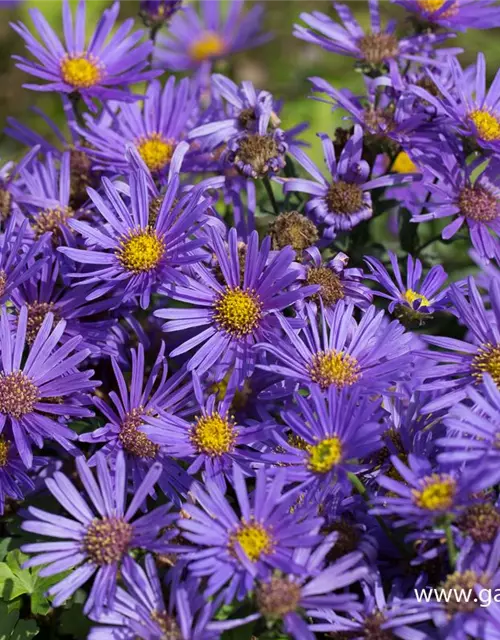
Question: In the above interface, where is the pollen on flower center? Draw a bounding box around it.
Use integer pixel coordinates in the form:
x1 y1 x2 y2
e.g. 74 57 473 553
0 189 12 221
392 151 418 173
307 436 343 473
118 407 159 459
0 436 10 467
150 610 182 639
116 227 166 274
469 109 500 142
32 206 73 239
441 571 489 615
0 371 40 419
412 474 456 511
60 54 103 89
231 521 273 562
136 134 175 172
403 289 430 308
357 32 399 65
306 266 345 306
472 343 500 386
326 181 364 215
458 185 498 223
0 270 6 299
190 412 236 456
308 349 361 389
417 0 458 15
189 31 226 62
83 517 133 565
256 576 301 617
26 302 58 345
213 286 263 337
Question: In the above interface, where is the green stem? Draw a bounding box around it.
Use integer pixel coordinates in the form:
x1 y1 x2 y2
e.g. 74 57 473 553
445 522 457 570
263 177 280 215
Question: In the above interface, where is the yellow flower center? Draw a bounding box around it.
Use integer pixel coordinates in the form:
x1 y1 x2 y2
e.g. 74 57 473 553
136 134 175 172
83 517 133 565
32 206 73 240
231 521 273 562
190 412 236 456
0 436 10 467
392 151 418 173
116 227 165 274
417 0 457 15
403 289 430 307
308 349 361 389
189 31 226 62
472 343 500 387
60 54 103 89
413 474 456 511
469 110 500 142
307 436 343 474
0 371 40 419
213 287 263 337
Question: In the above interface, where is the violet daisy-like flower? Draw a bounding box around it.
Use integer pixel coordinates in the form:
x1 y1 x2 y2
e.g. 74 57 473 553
420 278 500 411
21 451 173 615
282 127 409 237
411 52 500 155
0 217 48 305
60 146 211 308
395 0 500 32
294 248 372 314
411 149 500 259
80 342 191 501
373 453 486 528
365 250 450 322
176 465 324 603
11 0 158 102
154 0 270 72
0 146 40 225
226 126 288 180
139 0 182 29
0 435 34 515
79 79 197 176
295 0 455 72
0 306 95 468
263 386 383 493
88 557 259 640
258 302 415 394
142 374 268 489
156 227 315 385
438 375 500 478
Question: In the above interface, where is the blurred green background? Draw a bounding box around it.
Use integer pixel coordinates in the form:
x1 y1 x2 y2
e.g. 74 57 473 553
1 0 499 166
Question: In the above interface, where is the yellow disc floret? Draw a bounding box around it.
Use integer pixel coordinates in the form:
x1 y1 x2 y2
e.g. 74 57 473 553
191 412 236 456
403 289 430 307
308 349 361 389
392 151 418 174
136 134 175 172
60 54 103 89
469 110 500 142
0 436 10 467
116 227 165 274
231 521 273 562
189 32 226 62
213 287 263 337
472 343 500 387
307 436 343 474
413 474 456 511
417 0 457 15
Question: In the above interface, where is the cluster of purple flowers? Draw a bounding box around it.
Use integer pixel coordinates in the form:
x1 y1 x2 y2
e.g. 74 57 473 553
1 0 500 638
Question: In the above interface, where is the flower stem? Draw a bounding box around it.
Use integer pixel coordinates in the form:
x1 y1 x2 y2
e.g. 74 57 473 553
263 177 280 215
445 522 457 570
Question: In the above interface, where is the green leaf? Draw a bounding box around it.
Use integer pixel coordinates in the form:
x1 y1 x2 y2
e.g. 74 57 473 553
0 538 13 562
0 601 19 640
58 600 92 639
9 620 39 640
0 562 27 600
6 551 34 596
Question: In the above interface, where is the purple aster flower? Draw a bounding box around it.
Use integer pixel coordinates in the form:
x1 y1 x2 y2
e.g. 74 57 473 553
258 302 415 394
78 79 197 176
282 127 410 237
420 278 500 412
154 0 271 72
0 146 40 226
142 374 269 489
11 0 158 102
21 451 173 615
0 305 96 468
293 248 373 314
373 453 486 528
139 0 182 28
59 145 212 308
411 148 500 259
0 435 34 514
88 557 259 640
394 0 500 31
263 386 383 493
155 227 315 385
175 465 324 603
438 375 500 478
294 0 455 72
411 52 500 155
80 342 191 501
225 125 288 180
365 250 450 322
0 217 48 305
